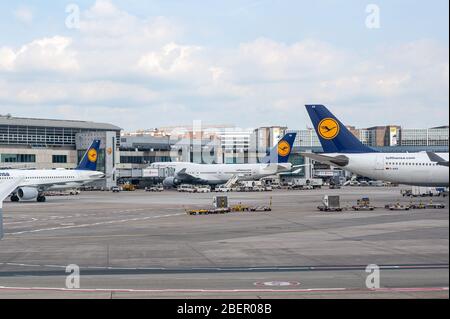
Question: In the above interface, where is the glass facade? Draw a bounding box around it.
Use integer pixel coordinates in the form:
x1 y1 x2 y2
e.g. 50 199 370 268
52 155 68 163
219 131 252 152
287 129 321 147
0 126 82 147
0 122 121 148
358 129 376 146
120 156 171 164
0 154 36 163
400 127 449 147
289 127 449 148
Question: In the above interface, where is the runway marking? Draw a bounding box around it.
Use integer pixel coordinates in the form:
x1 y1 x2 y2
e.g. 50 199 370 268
4 208 160 226
1 263 447 275
0 286 447 295
4 218 39 225
6 213 185 236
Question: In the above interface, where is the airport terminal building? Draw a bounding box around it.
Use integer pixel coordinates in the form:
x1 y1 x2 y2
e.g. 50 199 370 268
0 114 121 188
1 113 448 187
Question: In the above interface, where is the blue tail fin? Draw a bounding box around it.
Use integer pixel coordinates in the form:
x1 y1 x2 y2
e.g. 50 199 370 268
76 140 101 171
305 105 377 153
261 132 297 164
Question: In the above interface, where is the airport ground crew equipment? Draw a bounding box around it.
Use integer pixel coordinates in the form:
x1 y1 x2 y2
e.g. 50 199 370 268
231 203 250 212
352 197 375 211
122 183 136 191
214 196 229 209
186 208 231 216
186 196 273 215
409 199 446 209
318 195 343 212
249 197 273 212
385 203 411 211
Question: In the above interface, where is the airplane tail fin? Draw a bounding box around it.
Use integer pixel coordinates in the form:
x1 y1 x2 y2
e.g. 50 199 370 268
261 132 297 164
76 140 101 171
305 105 376 153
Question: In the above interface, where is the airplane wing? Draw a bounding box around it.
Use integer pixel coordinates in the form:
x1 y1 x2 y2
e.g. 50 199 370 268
427 152 449 167
292 164 311 169
175 168 208 184
261 164 290 175
300 153 349 167
176 168 191 178
22 181 79 190
0 178 24 205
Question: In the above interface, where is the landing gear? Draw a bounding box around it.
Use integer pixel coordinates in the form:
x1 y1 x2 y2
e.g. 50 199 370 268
10 195 20 202
37 195 46 202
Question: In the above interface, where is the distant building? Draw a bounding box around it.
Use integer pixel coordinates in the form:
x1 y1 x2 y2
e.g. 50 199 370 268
400 126 449 147
0 115 121 187
2 112 447 187
290 125 449 150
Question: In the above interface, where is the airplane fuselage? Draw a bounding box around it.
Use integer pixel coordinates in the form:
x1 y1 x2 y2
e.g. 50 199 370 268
151 162 292 185
0 169 105 191
333 152 449 187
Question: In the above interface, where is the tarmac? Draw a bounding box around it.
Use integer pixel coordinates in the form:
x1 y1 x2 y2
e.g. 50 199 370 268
0 187 448 299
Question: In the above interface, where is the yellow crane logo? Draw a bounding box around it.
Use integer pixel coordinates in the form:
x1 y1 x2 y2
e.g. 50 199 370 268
318 118 340 140
278 140 291 157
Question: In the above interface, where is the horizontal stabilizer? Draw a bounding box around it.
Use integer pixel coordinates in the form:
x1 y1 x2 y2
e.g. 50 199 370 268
301 153 349 167
427 152 449 167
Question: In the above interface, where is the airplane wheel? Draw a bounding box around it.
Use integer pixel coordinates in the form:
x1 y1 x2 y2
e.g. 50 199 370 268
37 196 46 203
11 195 20 202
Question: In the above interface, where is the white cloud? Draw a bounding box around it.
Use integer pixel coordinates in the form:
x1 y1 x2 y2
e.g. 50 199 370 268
0 81 158 106
0 0 448 130
0 48 15 71
138 43 203 78
0 36 79 73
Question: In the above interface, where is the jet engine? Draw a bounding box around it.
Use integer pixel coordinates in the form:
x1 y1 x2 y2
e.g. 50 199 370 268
17 187 39 201
162 177 182 188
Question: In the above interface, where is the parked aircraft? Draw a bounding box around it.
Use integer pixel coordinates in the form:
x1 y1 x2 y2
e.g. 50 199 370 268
150 133 297 187
0 140 105 202
303 105 449 187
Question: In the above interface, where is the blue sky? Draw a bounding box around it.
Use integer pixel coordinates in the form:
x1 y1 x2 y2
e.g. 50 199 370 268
0 0 448 130
1 1 448 48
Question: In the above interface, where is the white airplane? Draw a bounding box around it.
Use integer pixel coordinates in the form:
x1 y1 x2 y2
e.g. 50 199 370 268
0 140 105 202
150 133 297 187
303 105 449 187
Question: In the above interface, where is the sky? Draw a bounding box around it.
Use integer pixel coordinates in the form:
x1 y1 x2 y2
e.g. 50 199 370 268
0 0 448 131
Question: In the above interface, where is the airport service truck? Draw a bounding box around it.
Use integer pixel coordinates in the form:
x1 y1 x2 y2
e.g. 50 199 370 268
289 178 323 190
318 195 343 212
410 187 440 197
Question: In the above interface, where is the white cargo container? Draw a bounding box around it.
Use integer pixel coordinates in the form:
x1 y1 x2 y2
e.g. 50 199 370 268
411 187 440 197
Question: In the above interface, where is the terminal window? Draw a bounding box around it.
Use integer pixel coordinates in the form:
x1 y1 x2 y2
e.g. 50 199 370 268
52 155 68 163
1 154 36 163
